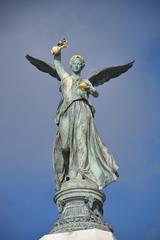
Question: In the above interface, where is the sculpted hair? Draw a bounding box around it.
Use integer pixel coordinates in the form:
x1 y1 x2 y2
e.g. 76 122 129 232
69 55 85 67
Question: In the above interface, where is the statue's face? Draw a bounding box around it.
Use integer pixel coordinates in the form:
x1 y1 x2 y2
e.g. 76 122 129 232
71 59 83 73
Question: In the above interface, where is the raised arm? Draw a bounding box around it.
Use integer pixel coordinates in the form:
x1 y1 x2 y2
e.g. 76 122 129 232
53 53 68 80
51 38 69 81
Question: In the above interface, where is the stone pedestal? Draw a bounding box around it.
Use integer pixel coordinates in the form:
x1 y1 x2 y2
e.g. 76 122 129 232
49 188 112 233
40 228 116 240
40 188 116 239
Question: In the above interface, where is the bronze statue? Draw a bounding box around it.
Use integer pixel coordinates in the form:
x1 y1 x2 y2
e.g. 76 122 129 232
26 39 134 234
26 38 134 191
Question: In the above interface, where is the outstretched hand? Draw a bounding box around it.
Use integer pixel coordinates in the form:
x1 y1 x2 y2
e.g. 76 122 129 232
51 38 68 55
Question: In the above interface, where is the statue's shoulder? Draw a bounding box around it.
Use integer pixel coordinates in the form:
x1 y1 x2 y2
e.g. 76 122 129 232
62 72 71 81
61 72 73 87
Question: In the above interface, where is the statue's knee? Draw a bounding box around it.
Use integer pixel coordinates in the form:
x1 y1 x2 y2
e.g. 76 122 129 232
60 138 68 151
61 145 69 153
61 142 66 150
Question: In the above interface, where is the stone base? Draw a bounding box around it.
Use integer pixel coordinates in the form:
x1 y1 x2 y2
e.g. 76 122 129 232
50 188 112 233
40 228 116 240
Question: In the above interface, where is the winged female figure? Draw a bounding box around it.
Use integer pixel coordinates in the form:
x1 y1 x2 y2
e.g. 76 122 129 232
26 38 134 191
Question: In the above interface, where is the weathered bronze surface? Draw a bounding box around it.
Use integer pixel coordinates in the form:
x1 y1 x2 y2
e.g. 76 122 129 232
50 188 112 233
26 38 134 233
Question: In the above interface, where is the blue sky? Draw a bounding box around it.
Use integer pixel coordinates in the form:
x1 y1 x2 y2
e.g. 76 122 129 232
0 0 160 239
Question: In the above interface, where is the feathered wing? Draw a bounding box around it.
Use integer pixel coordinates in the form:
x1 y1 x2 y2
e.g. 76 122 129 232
88 61 134 87
25 54 61 81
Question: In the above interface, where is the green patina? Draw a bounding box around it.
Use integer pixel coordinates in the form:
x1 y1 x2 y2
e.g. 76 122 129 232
26 39 134 192
26 39 134 233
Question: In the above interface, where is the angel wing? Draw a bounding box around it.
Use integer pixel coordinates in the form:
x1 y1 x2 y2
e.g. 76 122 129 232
25 54 61 81
88 61 134 87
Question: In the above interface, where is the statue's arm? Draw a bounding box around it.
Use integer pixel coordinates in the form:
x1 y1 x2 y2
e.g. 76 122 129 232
53 53 69 81
86 80 99 97
51 39 69 81
79 80 99 97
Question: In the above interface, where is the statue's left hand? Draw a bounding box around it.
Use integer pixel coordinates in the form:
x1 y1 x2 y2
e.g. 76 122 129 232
79 82 89 90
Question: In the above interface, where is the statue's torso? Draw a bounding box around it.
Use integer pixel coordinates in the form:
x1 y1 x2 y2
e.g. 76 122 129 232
55 75 89 125
61 75 88 101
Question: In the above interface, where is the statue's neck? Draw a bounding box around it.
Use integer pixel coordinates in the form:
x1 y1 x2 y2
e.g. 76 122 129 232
72 72 80 77
72 72 81 80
